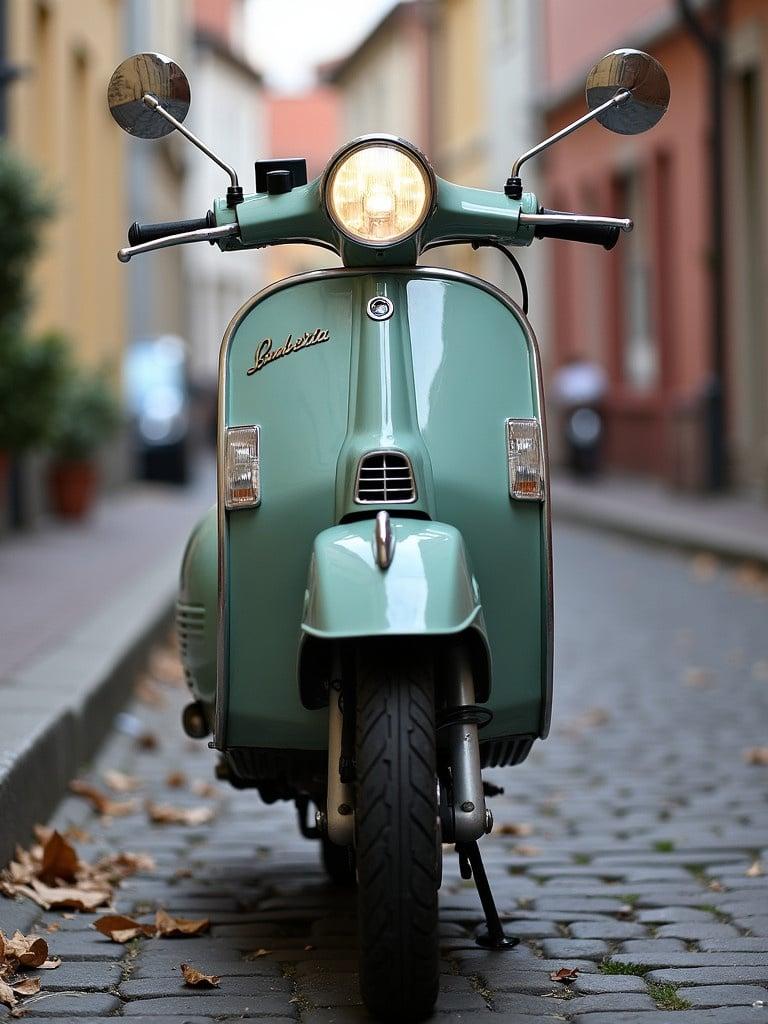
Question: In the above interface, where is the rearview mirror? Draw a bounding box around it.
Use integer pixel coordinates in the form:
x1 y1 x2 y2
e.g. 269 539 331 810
586 49 670 135
108 52 190 139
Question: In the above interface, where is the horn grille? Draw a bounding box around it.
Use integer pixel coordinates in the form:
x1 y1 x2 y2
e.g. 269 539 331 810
355 450 416 504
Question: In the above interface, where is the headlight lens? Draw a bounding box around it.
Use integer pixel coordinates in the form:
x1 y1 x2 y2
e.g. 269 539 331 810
325 141 433 246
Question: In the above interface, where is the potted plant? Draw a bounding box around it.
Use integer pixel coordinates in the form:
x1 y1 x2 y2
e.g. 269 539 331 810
48 366 123 519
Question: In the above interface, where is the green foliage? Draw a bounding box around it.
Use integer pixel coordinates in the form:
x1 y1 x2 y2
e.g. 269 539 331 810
50 363 123 461
653 840 676 853
599 959 651 976
647 981 691 1010
0 331 69 451
0 143 55 333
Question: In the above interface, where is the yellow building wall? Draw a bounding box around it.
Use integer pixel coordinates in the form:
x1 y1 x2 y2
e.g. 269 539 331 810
7 0 126 372
430 0 488 276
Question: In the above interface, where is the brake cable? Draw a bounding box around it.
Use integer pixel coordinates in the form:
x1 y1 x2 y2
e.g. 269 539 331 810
420 237 530 315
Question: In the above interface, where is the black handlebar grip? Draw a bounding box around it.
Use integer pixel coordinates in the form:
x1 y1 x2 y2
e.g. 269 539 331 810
128 212 214 247
534 209 621 251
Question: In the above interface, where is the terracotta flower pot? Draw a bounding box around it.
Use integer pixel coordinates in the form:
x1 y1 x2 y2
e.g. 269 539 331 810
49 459 99 520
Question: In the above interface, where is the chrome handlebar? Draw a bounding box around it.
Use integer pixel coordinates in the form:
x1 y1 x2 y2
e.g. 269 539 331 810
519 212 633 232
117 222 240 263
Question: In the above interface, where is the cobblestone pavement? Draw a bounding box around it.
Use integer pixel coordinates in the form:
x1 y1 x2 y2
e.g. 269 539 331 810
2 523 768 1022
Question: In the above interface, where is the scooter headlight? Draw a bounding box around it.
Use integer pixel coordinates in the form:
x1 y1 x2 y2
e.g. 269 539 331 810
323 137 435 246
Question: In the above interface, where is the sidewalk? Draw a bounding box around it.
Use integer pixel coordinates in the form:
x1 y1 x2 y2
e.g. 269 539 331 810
552 472 768 565
0 459 216 863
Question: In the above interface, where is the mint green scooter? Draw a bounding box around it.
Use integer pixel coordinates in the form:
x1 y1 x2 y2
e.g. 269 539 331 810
109 48 668 1021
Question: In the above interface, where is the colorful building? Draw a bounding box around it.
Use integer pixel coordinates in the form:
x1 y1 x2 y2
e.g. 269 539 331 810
541 0 768 495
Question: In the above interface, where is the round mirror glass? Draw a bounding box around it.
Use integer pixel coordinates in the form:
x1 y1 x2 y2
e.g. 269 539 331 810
108 53 190 139
585 49 670 135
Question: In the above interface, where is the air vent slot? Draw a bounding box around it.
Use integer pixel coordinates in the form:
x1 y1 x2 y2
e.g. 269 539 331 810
355 450 416 504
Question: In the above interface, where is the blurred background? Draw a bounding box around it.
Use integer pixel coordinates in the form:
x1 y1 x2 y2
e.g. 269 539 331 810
0 0 764 532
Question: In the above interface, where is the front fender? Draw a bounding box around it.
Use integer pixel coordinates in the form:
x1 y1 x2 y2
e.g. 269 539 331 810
302 518 484 639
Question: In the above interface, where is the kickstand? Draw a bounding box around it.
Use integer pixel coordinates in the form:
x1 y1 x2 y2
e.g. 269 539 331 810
456 840 519 950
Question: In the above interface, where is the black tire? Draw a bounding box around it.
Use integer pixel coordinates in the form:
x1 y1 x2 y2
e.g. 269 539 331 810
355 640 440 1022
321 835 356 886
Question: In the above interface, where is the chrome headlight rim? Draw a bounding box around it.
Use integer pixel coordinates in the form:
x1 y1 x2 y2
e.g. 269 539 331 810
320 134 437 249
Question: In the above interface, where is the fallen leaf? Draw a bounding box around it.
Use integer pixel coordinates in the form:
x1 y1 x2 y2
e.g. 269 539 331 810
27 880 111 912
744 747 768 766
149 647 184 685
39 832 78 886
0 978 17 1009
180 962 220 988
38 959 61 970
746 860 764 878
708 879 724 892
155 909 209 938
136 731 159 751
44 923 60 934
497 822 533 837
95 851 156 881
165 771 187 789
102 770 141 793
691 552 718 581
190 780 218 799
172 867 193 880
69 780 139 818
2 932 48 968
9 978 40 997
135 677 167 707
146 802 214 826
94 915 156 942
683 666 714 688
245 948 272 960
512 844 541 857
550 967 579 983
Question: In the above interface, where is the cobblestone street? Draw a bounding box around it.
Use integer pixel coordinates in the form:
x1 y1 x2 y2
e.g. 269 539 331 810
2 523 768 1022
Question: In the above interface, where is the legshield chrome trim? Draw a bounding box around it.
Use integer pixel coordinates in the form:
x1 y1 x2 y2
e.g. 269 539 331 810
214 266 553 749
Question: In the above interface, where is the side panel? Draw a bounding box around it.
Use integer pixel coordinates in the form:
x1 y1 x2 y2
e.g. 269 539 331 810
406 277 550 740
222 278 359 749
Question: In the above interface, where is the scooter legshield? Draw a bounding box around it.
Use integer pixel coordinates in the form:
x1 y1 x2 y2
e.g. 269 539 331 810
202 267 551 756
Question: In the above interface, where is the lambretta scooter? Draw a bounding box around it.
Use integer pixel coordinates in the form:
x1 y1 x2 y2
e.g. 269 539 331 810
108 48 669 1021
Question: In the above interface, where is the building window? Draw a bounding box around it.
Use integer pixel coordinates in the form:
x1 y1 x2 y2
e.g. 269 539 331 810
618 167 657 391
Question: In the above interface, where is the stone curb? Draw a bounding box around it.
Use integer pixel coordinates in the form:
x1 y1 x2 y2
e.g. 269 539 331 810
551 481 768 568
0 553 180 865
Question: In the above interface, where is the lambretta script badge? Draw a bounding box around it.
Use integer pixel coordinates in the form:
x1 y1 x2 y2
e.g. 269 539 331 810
247 328 330 375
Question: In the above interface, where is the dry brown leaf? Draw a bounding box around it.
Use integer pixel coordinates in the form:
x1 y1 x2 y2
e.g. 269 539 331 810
2 932 48 968
512 844 541 857
95 851 156 882
708 879 725 892
102 770 141 793
0 978 17 1009
497 822 533 837
69 780 139 818
180 962 220 988
136 731 160 751
135 676 167 707
245 948 272 960
746 860 764 878
94 915 156 942
63 826 91 844
9 977 40 997
190 780 218 799
165 771 187 789
39 832 79 886
683 666 714 688
44 923 60 934
173 867 193 880
28 880 111 912
38 959 61 970
149 648 184 685
146 802 214 826
550 967 579 983
691 552 719 581
744 747 768 766
155 909 210 938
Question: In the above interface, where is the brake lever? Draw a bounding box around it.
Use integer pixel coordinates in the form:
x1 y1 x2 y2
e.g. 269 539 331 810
117 222 240 263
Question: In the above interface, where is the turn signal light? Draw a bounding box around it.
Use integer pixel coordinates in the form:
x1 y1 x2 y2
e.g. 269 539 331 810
506 419 545 501
224 425 260 509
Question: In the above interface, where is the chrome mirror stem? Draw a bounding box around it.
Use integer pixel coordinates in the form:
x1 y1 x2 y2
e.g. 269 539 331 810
510 89 631 181
141 93 241 197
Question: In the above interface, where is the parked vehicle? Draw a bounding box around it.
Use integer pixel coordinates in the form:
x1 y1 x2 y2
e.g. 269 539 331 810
124 335 190 484
109 48 669 1021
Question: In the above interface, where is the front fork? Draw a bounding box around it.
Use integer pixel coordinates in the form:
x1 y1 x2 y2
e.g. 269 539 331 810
324 641 489 847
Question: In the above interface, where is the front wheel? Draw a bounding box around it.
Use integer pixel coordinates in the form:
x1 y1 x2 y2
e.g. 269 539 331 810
355 641 440 1022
